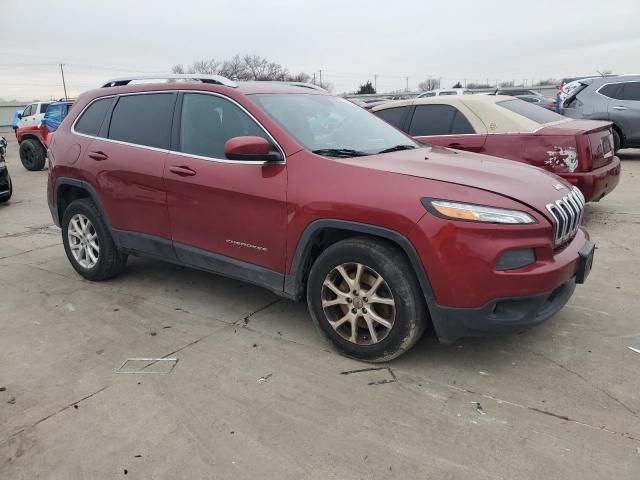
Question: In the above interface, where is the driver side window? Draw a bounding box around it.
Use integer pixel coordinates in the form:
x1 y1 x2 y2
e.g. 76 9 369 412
22 105 35 117
179 93 270 159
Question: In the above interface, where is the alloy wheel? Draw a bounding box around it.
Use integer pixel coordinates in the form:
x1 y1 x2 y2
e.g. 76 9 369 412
68 213 100 269
321 262 396 345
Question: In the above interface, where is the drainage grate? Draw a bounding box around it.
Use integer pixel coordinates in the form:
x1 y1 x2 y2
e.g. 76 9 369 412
115 358 178 374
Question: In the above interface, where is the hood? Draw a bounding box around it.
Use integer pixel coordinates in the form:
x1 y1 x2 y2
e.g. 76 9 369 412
346 145 570 214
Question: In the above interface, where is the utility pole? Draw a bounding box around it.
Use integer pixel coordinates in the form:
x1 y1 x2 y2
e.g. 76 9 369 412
319 69 322 88
374 74 377 92
313 72 316 85
406 76 408 92
60 63 68 100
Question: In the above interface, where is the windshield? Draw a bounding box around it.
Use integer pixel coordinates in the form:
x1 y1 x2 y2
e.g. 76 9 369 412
250 93 418 155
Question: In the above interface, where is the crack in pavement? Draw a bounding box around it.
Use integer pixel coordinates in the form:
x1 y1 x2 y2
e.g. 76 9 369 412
0 243 60 260
527 349 638 417
442 381 640 443
0 224 57 239
0 386 109 447
235 298 283 327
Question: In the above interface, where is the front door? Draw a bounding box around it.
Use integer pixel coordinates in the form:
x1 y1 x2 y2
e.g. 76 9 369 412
164 92 287 276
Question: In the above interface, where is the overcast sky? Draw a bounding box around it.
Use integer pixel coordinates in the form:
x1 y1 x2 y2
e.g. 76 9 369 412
2 0 639 101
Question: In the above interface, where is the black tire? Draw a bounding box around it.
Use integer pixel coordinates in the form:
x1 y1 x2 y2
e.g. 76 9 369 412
612 129 622 153
0 176 11 203
61 198 127 281
19 138 46 171
307 237 427 362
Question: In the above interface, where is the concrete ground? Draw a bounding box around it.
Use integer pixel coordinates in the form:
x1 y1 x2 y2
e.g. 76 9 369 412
1 137 639 479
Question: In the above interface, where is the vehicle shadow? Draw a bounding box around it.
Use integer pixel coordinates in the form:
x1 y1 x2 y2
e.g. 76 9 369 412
617 148 640 161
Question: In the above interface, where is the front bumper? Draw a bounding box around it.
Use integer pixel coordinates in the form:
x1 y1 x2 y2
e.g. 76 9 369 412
561 156 621 202
431 277 576 343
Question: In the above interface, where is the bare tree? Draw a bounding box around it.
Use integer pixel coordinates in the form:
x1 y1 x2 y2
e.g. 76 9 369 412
171 54 319 85
418 78 441 91
499 80 515 88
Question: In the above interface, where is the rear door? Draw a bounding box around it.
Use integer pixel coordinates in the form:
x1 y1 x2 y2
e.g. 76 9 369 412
608 81 640 145
408 104 487 152
80 93 176 249
164 92 287 274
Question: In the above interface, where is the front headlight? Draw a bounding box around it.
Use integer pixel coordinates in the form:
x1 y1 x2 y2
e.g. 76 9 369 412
423 199 536 224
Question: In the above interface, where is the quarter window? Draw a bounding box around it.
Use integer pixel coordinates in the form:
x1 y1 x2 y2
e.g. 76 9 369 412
108 93 175 149
74 97 114 137
179 93 269 159
374 106 408 129
451 110 475 134
621 82 640 101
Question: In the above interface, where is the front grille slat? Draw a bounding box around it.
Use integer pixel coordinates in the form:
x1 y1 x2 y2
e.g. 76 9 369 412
546 187 584 247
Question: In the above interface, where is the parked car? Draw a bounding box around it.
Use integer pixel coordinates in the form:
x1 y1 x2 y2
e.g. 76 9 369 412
372 95 620 202
418 88 473 98
516 94 557 111
561 75 640 152
48 74 595 361
16 100 74 171
0 137 12 203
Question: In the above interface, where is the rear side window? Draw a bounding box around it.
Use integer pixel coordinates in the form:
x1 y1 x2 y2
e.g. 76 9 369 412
108 94 175 149
599 83 624 100
497 99 564 124
621 82 640 101
74 97 114 136
409 105 456 136
179 93 269 159
439 91 457 96
374 106 408 129
39 103 50 114
451 111 475 134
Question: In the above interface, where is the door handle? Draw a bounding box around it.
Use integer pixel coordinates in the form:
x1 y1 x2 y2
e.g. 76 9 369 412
169 165 197 176
88 150 108 161
612 106 627 110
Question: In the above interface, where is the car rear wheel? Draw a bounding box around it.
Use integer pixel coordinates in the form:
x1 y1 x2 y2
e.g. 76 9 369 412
307 237 427 362
612 129 622 153
62 198 127 281
19 139 46 171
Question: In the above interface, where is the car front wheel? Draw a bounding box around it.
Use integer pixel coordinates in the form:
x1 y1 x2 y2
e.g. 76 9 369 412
19 139 46 171
307 237 427 362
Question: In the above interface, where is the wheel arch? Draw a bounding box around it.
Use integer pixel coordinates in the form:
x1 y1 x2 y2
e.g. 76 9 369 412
284 220 436 307
609 122 625 147
18 134 45 147
54 178 111 230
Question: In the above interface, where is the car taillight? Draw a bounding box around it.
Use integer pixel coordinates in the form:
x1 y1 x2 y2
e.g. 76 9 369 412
576 135 592 172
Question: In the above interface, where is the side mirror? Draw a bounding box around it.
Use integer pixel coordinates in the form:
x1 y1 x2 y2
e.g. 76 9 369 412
224 136 281 162
17 113 22 119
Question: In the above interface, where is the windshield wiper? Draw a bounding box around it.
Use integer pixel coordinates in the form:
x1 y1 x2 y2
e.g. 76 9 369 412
377 145 417 154
312 148 370 158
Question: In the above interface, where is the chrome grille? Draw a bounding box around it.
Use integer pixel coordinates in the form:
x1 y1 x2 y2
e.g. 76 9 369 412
546 187 585 246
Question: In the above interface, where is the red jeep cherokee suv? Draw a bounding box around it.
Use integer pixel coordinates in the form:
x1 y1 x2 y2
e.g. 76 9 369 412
47 75 594 361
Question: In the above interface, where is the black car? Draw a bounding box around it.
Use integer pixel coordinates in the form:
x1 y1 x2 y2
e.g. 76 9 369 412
0 137 12 203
